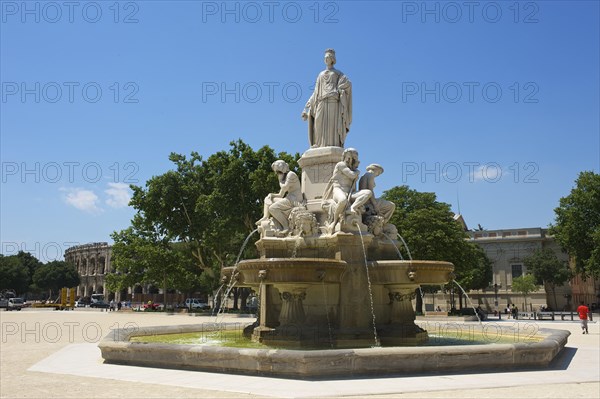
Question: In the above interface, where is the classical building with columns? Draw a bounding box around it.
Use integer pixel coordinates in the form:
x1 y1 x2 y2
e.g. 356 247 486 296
466 227 571 311
64 242 183 303
424 226 600 313
64 242 112 299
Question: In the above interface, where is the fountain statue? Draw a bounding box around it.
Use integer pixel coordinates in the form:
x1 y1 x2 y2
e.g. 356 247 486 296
100 50 570 377
232 49 454 347
302 48 352 148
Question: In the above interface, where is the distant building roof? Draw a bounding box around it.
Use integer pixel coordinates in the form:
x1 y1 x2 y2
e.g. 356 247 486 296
453 214 468 231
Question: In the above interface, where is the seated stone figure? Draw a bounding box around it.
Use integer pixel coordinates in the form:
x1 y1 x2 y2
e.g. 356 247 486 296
321 148 372 233
257 160 303 235
359 164 396 222
359 164 398 238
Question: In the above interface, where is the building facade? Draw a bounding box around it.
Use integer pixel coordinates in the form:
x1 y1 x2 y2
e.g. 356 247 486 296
570 258 600 310
63 242 183 303
423 227 581 313
466 227 572 311
64 242 112 299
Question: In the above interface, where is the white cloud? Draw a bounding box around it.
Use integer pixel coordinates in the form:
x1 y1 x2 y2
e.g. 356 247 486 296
471 164 503 183
61 188 102 213
105 182 131 208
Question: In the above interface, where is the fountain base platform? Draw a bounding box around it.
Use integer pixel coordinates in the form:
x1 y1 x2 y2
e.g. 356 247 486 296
99 323 570 378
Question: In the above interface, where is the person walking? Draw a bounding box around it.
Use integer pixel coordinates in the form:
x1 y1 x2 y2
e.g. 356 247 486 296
577 301 590 334
511 304 519 320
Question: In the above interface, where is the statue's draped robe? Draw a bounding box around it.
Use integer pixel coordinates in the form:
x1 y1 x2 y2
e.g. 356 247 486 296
306 68 352 147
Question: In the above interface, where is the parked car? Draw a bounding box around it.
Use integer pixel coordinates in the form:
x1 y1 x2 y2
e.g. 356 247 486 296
184 298 210 310
75 300 87 308
90 301 110 309
6 298 24 311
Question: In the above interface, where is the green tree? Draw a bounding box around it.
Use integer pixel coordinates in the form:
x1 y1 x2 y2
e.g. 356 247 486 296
106 227 201 305
550 171 600 277
511 274 539 311
32 261 80 298
110 140 299 301
15 251 43 288
0 255 30 294
524 248 572 310
383 186 492 309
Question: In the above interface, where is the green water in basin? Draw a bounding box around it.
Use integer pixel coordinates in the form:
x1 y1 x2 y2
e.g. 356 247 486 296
130 327 541 349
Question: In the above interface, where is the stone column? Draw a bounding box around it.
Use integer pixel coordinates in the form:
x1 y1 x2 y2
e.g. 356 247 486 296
258 283 268 326
387 286 417 324
278 287 307 326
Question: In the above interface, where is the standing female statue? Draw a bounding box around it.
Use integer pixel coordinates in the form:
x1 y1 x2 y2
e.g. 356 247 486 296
301 49 352 148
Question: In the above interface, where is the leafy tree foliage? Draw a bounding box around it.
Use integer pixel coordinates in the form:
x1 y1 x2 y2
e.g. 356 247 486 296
550 171 600 277
109 140 300 297
524 248 572 310
383 186 492 294
32 261 80 297
0 254 30 294
511 274 539 310
106 227 202 303
15 251 43 287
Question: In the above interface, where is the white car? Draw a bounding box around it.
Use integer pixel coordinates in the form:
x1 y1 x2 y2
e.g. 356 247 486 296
6 298 24 311
184 298 209 309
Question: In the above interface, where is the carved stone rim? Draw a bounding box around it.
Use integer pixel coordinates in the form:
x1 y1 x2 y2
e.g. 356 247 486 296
369 260 455 271
238 258 347 270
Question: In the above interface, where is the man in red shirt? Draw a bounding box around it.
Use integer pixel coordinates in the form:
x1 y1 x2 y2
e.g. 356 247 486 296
577 301 589 334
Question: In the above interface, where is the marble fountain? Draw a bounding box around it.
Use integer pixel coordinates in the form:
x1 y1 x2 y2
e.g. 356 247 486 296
100 49 569 377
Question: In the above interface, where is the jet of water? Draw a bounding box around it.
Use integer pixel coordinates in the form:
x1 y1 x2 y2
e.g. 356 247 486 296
355 221 380 347
211 283 225 317
383 233 404 260
397 235 413 261
291 236 303 258
215 228 259 323
320 279 335 349
452 279 483 325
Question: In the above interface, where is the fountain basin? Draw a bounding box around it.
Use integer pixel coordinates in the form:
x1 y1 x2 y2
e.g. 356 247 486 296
370 260 454 286
235 258 347 286
99 323 570 378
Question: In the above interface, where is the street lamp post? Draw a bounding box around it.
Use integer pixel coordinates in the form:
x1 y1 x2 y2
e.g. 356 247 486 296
494 283 499 307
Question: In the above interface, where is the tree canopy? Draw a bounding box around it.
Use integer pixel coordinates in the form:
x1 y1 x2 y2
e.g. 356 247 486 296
550 171 600 277
108 140 300 296
0 254 30 294
383 185 492 292
524 248 571 309
511 274 539 310
0 251 45 295
32 261 80 296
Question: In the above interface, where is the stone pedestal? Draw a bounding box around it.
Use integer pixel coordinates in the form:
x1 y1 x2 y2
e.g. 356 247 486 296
298 146 344 202
276 285 307 326
387 286 417 324
378 285 428 345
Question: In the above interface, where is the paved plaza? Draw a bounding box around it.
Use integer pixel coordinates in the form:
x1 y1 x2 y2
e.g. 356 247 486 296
1 309 598 398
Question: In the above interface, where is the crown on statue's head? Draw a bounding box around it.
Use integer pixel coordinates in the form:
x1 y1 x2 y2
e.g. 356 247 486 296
324 48 336 56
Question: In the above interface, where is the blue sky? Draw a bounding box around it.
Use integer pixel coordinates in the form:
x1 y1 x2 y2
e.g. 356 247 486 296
1 0 599 262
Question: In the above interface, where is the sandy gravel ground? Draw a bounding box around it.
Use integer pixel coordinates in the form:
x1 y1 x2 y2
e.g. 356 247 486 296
1 309 598 399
